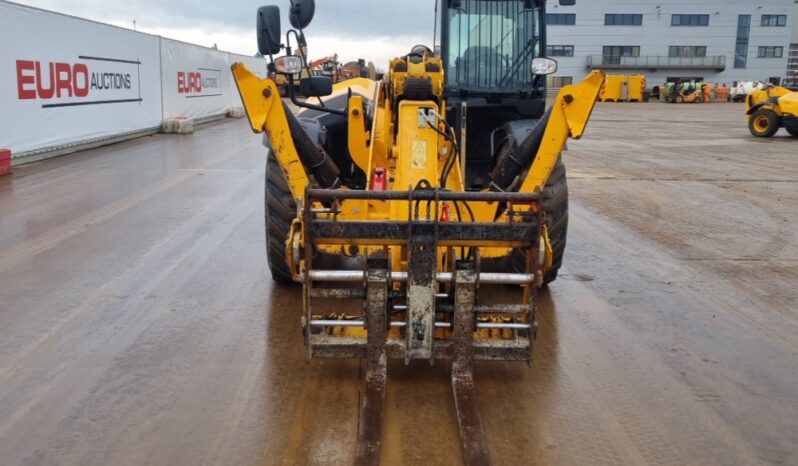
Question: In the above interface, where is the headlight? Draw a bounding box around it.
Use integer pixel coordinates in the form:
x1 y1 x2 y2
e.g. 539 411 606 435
275 55 303 75
531 58 558 76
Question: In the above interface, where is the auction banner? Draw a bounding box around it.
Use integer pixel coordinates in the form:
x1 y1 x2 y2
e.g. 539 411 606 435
0 1 162 155
161 39 232 120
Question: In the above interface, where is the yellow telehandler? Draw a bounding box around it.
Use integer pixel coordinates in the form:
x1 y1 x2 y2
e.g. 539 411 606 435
746 84 798 138
231 0 603 463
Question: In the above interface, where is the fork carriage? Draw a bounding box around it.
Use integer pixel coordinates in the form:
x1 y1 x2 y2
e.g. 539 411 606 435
301 187 544 363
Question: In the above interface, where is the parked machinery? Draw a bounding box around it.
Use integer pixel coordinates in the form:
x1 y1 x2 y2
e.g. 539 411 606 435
666 79 704 103
746 84 798 138
598 74 646 102
309 54 340 81
731 81 765 103
232 0 603 463
339 58 377 81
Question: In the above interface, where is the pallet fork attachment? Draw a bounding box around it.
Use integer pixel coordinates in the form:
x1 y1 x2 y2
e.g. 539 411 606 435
451 262 491 465
355 262 389 465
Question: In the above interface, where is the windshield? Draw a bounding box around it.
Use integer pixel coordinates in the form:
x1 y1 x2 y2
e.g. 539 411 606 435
445 0 542 92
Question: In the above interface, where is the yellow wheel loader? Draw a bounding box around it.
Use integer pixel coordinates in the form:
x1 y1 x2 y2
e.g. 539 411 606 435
232 0 603 463
746 85 798 138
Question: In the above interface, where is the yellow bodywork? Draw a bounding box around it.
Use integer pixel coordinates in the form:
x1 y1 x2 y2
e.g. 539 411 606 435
746 86 798 118
745 85 798 137
232 63 310 194
232 59 604 278
521 71 604 195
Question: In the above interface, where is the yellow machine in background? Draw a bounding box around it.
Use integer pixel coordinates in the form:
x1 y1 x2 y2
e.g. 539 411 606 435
666 79 705 103
746 85 798 138
273 68 310 96
234 0 603 463
599 74 646 102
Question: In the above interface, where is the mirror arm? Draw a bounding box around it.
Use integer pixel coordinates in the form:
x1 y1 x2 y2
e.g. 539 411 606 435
286 74 346 116
284 28 329 109
286 30 310 71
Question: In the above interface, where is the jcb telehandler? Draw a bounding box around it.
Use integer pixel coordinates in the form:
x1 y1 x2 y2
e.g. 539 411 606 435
231 0 603 463
746 84 798 138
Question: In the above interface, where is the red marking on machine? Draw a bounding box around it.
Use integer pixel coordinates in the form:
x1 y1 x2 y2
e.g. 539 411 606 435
371 167 387 190
440 202 451 222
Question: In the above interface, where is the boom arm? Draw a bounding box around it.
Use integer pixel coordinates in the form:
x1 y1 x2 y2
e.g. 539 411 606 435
520 70 604 193
231 62 310 196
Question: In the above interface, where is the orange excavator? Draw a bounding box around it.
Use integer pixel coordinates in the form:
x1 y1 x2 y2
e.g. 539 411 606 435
310 54 339 82
309 54 338 69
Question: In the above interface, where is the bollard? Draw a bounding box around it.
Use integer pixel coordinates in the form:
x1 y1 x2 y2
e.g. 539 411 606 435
0 148 11 176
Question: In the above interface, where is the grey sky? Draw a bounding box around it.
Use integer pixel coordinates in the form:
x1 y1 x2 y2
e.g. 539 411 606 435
17 0 438 64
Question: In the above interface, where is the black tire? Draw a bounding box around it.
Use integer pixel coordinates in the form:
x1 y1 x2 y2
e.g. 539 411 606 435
540 158 569 284
265 150 297 283
496 158 568 286
786 125 798 138
749 109 779 138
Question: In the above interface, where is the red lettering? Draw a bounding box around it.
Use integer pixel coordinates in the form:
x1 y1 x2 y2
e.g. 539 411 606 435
55 62 72 98
73 63 89 97
178 71 204 93
16 60 36 99
177 71 186 93
188 72 197 92
35 61 55 99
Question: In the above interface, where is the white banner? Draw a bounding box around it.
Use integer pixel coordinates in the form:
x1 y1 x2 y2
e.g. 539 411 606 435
161 39 231 120
227 53 269 108
0 1 162 155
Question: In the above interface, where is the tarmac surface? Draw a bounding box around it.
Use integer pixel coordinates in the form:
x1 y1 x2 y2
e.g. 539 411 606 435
1 102 797 465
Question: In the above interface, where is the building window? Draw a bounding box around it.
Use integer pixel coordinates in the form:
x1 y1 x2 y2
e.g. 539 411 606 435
669 46 707 57
546 45 574 57
605 14 643 26
672 14 709 26
787 44 798 87
761 15 787 27
758 46 784 58
546 13 576 25
547 76 573 89
735 15 751 69
602 45 640 65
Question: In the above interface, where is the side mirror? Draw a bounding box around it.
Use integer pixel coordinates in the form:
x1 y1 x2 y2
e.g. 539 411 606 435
257 6 282 56
300 76 333 97
289 0 316 29
532 57 558 76
559 0 576 5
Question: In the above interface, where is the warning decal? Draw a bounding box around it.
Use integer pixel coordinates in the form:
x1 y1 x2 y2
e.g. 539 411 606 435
411 140 427 169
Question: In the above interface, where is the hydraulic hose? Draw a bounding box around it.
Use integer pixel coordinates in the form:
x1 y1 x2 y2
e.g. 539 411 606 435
489 107 552 192
282 102 341 189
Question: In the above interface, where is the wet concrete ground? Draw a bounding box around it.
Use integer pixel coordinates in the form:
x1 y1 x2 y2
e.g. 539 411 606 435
0 102 796 465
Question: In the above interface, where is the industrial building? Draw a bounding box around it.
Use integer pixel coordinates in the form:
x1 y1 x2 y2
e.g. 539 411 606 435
791 2 798 85
546 0 798 87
